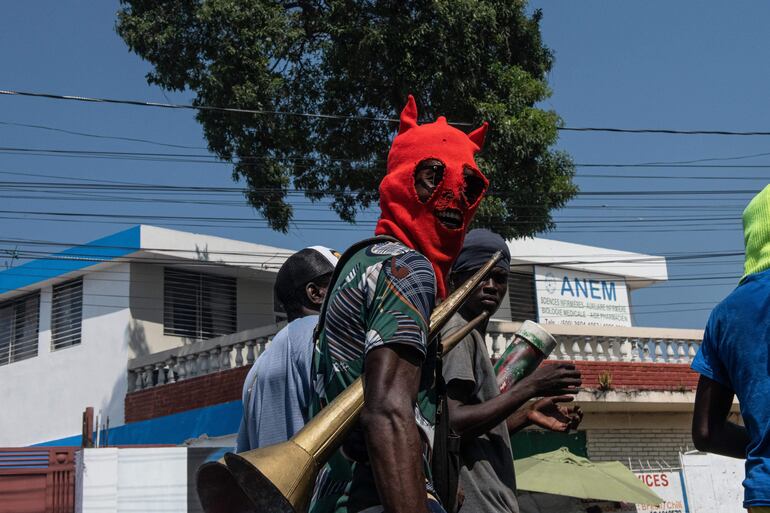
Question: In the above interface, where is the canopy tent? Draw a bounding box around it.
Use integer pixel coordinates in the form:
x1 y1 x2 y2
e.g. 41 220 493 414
516 447 662 505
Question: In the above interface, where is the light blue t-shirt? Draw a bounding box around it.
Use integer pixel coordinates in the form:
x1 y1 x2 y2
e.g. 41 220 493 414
692 268 770 508
235 315 317 451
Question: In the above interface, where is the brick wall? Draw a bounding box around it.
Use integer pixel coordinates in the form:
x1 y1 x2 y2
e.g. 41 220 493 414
545 361 699 392
125 366 249 423
587 428 694 465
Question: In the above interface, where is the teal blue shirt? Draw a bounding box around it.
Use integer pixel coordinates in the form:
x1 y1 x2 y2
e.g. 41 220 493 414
692 268 770 508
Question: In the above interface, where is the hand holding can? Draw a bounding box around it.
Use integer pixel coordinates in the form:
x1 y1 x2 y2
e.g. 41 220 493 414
494 320 558 393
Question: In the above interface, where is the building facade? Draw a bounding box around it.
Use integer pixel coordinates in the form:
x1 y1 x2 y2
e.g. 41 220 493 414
0 226 720 470
0 225 290 446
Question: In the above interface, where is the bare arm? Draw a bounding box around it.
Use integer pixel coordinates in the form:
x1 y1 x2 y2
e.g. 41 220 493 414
360 345 429 513
692 375 749 459
447 363 581 439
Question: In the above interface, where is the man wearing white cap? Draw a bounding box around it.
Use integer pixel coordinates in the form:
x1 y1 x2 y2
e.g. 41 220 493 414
441 229 583 513
236 245 339 451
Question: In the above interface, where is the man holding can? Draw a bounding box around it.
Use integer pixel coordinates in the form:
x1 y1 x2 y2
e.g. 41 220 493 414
441 229 583 513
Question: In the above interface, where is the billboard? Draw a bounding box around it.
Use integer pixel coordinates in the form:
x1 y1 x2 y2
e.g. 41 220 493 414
534 266 631 327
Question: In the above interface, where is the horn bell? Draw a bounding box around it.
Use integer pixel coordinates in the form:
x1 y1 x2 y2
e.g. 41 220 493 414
224 440 317 513
196 461 261 513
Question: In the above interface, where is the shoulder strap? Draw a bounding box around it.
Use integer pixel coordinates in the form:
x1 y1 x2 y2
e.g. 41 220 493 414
314 235 399 337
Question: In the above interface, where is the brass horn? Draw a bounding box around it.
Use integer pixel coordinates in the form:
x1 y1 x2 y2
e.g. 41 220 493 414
196 251 504 513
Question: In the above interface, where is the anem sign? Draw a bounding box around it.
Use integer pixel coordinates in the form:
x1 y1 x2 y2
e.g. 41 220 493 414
534 266 632 327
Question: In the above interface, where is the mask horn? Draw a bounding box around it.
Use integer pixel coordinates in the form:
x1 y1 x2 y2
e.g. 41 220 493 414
398 95 419 135
468 122 489 151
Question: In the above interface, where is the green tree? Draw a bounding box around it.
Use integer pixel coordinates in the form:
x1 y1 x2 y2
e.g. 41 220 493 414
116 0 576 238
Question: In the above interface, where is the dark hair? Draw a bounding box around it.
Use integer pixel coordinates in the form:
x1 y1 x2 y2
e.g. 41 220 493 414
275 247 336 321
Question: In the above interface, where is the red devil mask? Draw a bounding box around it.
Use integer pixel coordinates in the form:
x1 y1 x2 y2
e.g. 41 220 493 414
375 95 489 299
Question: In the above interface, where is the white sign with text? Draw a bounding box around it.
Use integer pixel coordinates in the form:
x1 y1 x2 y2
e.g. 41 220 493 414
634 472 688 513
534 266 631 327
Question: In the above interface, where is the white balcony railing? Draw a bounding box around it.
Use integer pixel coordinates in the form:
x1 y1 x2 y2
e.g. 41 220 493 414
127 323 285 392
485 320 703 364
127 321 703 391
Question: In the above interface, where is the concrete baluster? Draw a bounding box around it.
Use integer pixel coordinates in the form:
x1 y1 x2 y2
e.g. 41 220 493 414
676 341 687 364
176 356 186 381
594 337 606 361
618 338 633 362
166 358 176 384
257 337 267 356
155 362 165 386
221 346 232 369
186 354 197 378
143 365 154 389
492 333 505 360
245 340 256 364
234 343 244 367
130 370 141 392
665 340 676 363
653 339 664 363
198 350 209 376
582 337 594 361
688 341 698 361
639 338 655 362
569 337 581 360
483 333 495 358
209 347 221 373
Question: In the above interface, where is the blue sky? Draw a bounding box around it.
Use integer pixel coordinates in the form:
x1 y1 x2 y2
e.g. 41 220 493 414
1 1 767 328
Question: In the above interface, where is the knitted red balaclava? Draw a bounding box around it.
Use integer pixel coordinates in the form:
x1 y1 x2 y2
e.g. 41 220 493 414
375 95 489 299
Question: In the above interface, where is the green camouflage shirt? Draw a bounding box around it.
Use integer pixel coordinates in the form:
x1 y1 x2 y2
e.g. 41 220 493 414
310 240 438 513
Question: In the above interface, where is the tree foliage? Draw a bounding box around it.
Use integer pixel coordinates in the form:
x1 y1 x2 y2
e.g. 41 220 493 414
116 0 576 238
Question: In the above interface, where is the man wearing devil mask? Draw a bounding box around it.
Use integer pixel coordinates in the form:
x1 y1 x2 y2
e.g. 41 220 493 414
309 96 488 513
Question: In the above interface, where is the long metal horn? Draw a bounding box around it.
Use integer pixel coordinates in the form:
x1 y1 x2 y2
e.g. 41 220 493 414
196 251 504 513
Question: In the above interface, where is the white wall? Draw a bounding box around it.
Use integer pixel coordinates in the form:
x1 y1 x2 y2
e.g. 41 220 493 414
76 447 187 513
0 263 131 446
681 452 745 513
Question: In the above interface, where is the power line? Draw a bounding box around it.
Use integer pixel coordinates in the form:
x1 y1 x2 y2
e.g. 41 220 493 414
0 89 408 124
6 88 770 136
562 127 770 136
0 121 203 150
8 117 770 172
0 178 762 198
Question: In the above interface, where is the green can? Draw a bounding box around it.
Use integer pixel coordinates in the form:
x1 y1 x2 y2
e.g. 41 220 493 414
494 320 558 393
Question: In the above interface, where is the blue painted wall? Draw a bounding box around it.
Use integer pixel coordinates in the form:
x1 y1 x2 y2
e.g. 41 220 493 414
0 226 142 295
35 400 241 447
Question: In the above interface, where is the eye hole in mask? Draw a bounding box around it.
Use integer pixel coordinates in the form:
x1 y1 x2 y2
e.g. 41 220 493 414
463 167 486 206
414 159 445 203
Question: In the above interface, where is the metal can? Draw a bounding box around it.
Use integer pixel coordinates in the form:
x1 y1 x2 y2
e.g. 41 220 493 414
494 320 558 393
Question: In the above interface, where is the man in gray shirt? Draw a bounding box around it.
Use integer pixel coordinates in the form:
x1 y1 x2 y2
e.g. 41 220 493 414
442 229 583 513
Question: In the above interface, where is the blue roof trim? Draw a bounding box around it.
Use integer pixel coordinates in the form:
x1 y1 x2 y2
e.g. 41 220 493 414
0 226 142 295
34 400 241 447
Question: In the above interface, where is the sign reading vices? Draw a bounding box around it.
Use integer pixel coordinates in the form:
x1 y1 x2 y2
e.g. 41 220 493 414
534 266 632 327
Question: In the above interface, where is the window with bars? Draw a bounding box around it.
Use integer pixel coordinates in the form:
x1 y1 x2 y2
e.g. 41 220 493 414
508 269 538 322
0 293 40 366
163 268 237 340
51 278 83 350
